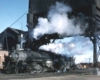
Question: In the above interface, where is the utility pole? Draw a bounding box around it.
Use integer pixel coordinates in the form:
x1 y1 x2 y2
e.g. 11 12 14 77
89 0 100 75
90 32 98 75
90 0 97 69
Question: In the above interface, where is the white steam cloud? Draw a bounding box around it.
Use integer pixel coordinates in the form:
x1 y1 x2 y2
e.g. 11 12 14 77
39 42 64 54
31 2 88 39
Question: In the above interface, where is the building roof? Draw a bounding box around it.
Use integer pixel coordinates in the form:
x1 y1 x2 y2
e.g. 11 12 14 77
0 27 25 43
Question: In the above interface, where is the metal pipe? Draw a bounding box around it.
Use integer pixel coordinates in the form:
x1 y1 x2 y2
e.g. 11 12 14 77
93 35 97 68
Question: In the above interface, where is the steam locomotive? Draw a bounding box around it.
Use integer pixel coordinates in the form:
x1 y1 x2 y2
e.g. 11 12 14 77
2 48 75 74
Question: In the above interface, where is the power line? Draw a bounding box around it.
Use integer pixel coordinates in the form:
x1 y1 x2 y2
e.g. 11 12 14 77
10 11 28 27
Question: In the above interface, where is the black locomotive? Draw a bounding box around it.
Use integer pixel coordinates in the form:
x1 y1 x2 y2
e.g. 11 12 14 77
3 48 74 74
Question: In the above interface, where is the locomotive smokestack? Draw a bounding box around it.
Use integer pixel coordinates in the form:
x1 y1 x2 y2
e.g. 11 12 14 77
20 34 23 49
16 34 25 50
20 34 26 49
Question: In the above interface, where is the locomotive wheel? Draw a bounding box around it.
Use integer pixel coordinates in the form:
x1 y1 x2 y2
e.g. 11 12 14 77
35 64 43 73
5 68 10 74
29 62 43 73
42 67 47 72
14 67 18 74
62 67 67 73
5 66 13 74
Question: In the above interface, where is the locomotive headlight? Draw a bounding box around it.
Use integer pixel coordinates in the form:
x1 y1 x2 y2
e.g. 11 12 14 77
9 52 19 62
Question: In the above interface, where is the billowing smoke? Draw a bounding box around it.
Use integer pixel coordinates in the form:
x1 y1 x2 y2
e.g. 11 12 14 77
31 2 88 39
30 2 92 63
39 36 93 64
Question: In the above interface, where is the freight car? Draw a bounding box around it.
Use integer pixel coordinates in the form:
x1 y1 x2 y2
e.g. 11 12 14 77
3 48 72 74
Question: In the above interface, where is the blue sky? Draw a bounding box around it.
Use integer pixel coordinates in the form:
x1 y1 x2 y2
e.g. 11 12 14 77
0 0 28 33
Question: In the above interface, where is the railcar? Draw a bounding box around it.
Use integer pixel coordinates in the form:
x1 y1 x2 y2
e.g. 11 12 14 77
2 48 73 74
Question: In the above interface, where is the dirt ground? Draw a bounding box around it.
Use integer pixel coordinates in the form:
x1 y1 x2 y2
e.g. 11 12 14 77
2 75 100 80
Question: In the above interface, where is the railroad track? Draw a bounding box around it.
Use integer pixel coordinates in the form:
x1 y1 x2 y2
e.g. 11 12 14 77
0 72 74 80
0 69 99 80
